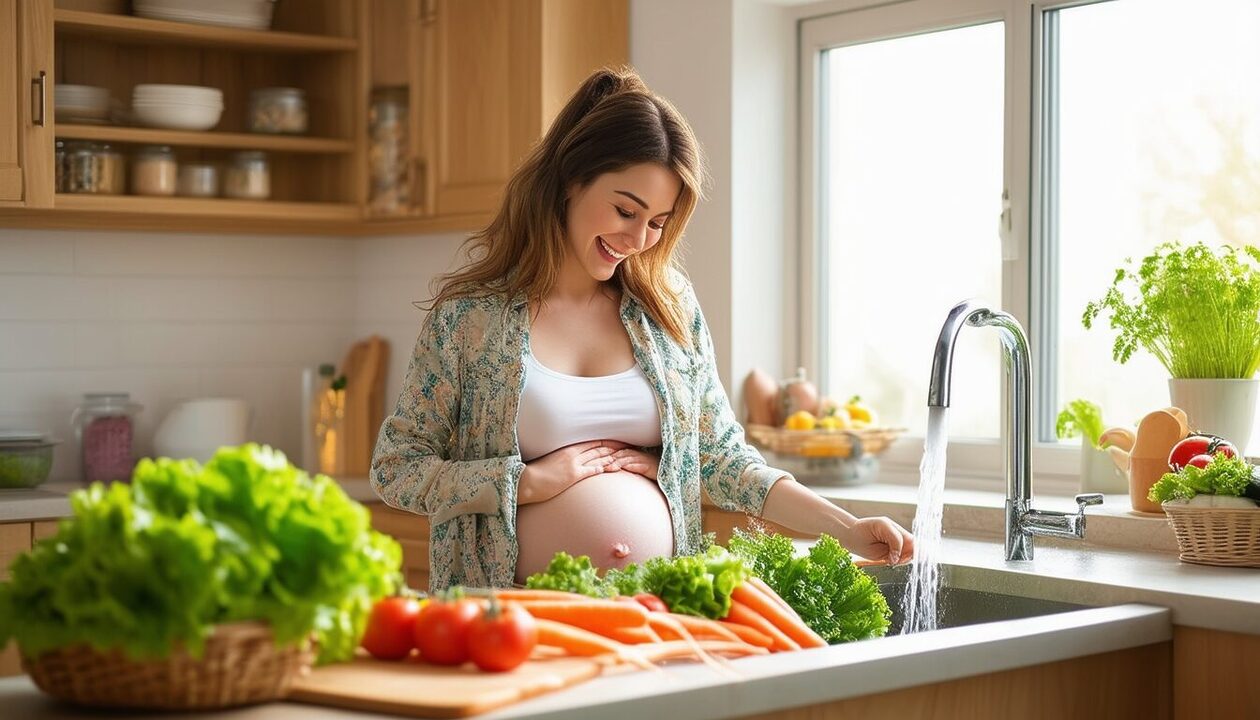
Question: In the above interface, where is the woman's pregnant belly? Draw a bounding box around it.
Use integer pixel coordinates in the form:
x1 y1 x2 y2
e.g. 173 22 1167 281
514 471 674 584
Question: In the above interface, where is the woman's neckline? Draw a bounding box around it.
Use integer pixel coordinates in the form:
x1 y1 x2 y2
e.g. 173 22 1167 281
526 348 639 381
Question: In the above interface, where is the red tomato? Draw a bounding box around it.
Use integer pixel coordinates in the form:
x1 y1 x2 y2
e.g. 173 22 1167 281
1169 434 1237 471
414 598 480 665
1187 454 1215 469
360 596 421 660
467 600 538 672
632 593 668 613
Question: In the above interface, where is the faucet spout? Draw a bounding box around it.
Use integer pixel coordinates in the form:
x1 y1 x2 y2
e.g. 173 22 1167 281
927 299 1100 561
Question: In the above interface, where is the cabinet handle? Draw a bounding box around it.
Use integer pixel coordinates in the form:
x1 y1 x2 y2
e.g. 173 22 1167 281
32 71 47 127
412 157 428 213
421 0 437 26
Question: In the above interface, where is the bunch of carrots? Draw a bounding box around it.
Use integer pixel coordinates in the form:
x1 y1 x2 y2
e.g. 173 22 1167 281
480 575 826 671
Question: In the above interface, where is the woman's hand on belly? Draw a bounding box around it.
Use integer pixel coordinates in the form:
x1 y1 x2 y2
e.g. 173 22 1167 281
518 439 632 505
603 447 659 480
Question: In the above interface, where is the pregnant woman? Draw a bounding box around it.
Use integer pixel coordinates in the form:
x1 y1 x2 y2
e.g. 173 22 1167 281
370 67 914 592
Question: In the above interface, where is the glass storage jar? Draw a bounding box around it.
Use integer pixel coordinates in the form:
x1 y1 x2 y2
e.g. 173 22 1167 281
63 141 124 194
368 86 410 214
131 145 178 196
177 162 219 197
224 151 270 199
249 87 308 134
71 393 142 483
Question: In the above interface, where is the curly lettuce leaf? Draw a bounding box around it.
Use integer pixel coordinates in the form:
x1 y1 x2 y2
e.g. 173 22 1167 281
0 444 401 665
619 546 749 619
728 528 890 643
524 553 616 598
1148 452 1252 503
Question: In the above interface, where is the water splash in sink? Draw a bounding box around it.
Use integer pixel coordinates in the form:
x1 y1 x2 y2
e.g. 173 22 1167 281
900 405 948 633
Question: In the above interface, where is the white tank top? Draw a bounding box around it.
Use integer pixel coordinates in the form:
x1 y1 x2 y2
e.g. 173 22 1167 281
517 350 662 462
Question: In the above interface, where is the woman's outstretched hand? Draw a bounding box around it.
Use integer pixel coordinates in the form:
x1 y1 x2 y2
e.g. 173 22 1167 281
518 440 629 504
841 516 915 565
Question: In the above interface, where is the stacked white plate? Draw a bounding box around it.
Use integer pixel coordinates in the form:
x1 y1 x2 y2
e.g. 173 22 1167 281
55 84 111 123
132 84 223 131
133 0 275 31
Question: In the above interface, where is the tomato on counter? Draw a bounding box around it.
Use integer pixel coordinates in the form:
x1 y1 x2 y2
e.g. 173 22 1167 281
414 595 481 666
467 597 538 672
361 596 422 660
631 593 668 614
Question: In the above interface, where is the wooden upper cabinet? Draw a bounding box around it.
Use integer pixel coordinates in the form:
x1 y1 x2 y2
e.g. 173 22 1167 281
0 0 54 207
425 0 628 219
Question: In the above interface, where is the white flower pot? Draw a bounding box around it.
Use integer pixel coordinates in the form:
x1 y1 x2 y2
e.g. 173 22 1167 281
1167 378 1260 452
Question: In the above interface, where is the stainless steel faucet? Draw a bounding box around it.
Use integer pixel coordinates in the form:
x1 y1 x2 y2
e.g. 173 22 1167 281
928 299 1103 561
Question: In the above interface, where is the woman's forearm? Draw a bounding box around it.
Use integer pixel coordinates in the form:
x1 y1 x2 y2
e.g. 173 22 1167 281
759 477 857 539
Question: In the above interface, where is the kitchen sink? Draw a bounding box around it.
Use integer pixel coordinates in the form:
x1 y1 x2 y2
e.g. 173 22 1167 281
866 563 1087 633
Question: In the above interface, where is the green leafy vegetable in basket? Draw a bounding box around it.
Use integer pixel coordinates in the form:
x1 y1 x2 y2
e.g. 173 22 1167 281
728 528 890 643
0 444 402 665
1148 452 1254 503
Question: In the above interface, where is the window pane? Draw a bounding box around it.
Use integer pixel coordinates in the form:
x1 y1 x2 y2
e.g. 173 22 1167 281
823 22 1005 438
1052 0 1260 446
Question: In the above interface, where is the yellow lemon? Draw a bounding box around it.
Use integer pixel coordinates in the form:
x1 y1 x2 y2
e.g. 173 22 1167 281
817 408 852 430
784 410 817 431
845 396 877 427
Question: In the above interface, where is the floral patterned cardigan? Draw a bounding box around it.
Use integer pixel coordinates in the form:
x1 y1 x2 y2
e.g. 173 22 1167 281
370 272 792 591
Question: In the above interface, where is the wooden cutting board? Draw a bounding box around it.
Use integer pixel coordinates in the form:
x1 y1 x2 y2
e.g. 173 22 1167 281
288 655 602 718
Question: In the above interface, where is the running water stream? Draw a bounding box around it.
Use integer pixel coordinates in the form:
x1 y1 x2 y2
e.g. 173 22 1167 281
900 405 949 634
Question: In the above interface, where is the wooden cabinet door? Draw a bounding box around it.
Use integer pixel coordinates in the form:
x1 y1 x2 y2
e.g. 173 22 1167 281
0 523 32 677
427 0 541 218
0 0 53 207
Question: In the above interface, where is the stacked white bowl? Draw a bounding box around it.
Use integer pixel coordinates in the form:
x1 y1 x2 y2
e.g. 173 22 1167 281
132 84 224 131
55 84 111 123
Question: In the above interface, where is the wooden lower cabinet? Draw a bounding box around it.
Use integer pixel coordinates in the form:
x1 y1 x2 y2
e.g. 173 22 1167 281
1173 626 1260 718
367 503 431 592
0 522 33 677
737 642 1172 720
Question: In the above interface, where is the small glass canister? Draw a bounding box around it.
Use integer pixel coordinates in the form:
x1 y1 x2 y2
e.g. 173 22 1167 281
224 150 270 200
131 145 178 196
177 161 219 197
249 87 308 134
64 141 124 194
368 86 410 214
71 392 143 483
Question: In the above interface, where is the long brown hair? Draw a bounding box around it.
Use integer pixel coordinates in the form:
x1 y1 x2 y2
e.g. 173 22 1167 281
427 66 705 345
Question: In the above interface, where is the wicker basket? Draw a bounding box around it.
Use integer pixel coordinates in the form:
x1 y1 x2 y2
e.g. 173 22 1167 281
1162 502 1260 568
746 423 905 459
23 621 313 710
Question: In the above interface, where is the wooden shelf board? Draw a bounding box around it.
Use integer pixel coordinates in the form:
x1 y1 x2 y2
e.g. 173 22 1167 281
56 124 354 154
53 193 357 220
54 9 357 53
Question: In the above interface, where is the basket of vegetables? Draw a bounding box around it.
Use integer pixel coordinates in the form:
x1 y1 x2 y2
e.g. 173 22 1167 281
1149 440 1260 568
0 444 402 710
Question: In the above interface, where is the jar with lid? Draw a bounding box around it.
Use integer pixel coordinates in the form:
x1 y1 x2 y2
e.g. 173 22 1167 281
71 393 143 483
224 150 270 200
63 141 124 194
131 145 178 196
177 161 219 197
249 87 308 134
368 86 411 215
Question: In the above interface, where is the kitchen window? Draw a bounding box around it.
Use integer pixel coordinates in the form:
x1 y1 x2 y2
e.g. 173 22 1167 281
800 0 1260 484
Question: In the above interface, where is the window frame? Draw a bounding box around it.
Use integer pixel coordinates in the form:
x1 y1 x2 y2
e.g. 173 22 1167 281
797 0 1116 488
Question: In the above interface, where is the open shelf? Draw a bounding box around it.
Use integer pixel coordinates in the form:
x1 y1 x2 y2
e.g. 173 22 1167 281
56 124 355 154
54 9 357 53
54 193 357 221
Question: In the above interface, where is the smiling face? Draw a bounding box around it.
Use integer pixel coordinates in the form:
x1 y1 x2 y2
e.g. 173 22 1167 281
563 163 683 283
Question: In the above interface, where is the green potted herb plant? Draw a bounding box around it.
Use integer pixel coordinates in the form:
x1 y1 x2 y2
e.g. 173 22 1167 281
1084 241 1260 452
1056 399 1127 494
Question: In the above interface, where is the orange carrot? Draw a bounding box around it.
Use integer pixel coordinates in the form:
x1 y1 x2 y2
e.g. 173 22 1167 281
516 600 649 631
724 600 800 652
664 613 742 643
635 640 769 664
486 589 592 602
746 577 800 620
534 618 654 670
647 613 737 678
731 583 827 649
716 620 775 649
606 625 661 645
